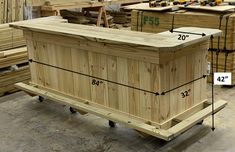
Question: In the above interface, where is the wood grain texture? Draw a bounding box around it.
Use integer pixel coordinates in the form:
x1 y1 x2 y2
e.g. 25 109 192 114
26 0 147 7
131 10 235 84
0 0 24 24
0 24 25 51
123 3 174 11
11 20 221 126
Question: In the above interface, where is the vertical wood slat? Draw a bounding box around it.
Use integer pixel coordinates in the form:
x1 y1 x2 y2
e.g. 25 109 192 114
24 30 209 125
0 0 24 24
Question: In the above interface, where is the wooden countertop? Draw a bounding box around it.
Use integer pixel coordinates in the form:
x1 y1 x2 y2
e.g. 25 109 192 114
10 20 221 51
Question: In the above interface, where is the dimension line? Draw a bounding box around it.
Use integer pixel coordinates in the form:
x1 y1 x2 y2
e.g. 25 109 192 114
170 29 206 36
29 59 159 95
161 75 207 95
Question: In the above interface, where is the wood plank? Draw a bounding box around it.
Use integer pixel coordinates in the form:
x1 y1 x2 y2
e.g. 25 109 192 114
168 100 227 137
179 4 235 12
27 0 147 7
10 22 222 51
123 3 174 11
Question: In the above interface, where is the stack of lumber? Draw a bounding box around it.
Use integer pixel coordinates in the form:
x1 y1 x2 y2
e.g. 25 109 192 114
0 24 25 51
0 23 28 96
0 0 25 24
108 8 132 26
25 0 146 6
0 47 30 96
25 0 147 17
131 10 235 84
60 9 113 26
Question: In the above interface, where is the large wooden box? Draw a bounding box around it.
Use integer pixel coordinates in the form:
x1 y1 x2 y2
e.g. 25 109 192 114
11 21 226 140
131 10 235 84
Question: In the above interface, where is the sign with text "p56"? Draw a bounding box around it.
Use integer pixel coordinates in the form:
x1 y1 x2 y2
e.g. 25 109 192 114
214 72 232 85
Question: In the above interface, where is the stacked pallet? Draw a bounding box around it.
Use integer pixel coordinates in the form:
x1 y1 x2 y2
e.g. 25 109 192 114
131 10 235 84
0 0 25 24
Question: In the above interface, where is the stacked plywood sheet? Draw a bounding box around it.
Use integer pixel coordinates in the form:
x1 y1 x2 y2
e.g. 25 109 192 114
0 0 25 24
131 10 235 84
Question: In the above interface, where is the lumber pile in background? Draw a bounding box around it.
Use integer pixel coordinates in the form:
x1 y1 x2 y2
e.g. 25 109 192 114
0 47 30 96
0 23 28 96
107 8 132 27
0 24 25 51
0 0 25 24
60 9 113 26
25 0 146 6
60 9 132 29
131 10 235 84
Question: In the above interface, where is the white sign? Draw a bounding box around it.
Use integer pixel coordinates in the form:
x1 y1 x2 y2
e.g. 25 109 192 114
214 72 232 85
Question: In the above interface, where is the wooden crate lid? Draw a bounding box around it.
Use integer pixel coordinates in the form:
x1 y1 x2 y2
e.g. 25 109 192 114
10 21 221 51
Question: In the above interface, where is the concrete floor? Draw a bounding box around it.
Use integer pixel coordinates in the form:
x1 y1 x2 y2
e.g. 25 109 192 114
0 85 234 152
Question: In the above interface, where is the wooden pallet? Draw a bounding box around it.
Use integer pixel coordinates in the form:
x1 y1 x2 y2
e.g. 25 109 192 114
10 20 226 140
131 10 235 84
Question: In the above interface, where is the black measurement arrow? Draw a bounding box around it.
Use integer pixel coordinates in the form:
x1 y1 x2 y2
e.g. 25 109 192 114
161 75 207 95
28 59 206 97
170 29 206 37
210 36 215 131
28 59 160 96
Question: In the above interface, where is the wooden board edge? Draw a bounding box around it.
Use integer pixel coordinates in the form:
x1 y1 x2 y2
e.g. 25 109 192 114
0 52 4 58
168 100 227 137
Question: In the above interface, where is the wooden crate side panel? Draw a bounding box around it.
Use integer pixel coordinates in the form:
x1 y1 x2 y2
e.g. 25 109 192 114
158 42 208 123
89 52 109 106
27 32 162 123
27 32 207 124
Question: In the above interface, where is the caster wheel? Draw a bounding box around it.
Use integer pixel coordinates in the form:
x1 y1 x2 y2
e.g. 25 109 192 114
197 120 204 125
69 107 77 114
109 121 116 128
159 139 168 146
38 96 44 102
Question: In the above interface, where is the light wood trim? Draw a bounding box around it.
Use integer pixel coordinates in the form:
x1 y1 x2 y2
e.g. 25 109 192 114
168 100 227 137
